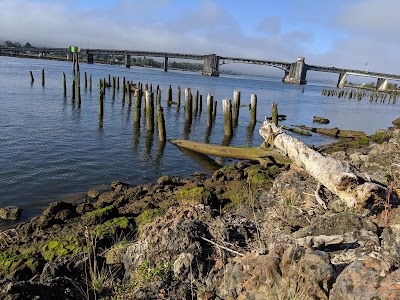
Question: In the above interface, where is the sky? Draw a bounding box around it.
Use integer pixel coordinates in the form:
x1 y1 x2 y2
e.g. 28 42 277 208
1 0 400 79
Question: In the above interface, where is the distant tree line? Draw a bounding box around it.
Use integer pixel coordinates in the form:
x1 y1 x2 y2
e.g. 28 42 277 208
363 81 398 90
0 41 32 48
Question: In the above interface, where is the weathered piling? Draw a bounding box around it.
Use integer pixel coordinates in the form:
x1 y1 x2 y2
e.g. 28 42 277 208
250 94 257 123
30 71 34 83
145 91 155 132
127 82 132 109
98 79 104 116
89 74 92 91
271 102 278 126
112 76 116 100
185 87 193 124
134 88 141 127
167 85 172 106
71 78 75 101
233 90 240 125
177 86 181 107
212 100 217 121
194 89 199 115
157 105 166 141
107 74 111 87
156 87 161 106
63 72 66 97
41 69 45 86
207 93 213 128
199 95 203 112
122 77 126 102
222 99 233 136
84 72 87 89
117 77 120 90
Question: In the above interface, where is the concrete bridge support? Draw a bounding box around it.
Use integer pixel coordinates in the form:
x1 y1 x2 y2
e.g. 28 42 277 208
202 54 220 76
125 55 131 68
376 78 388 91
282 57 307 84
164 57 168 72
337 73 347 88
87 53 94 64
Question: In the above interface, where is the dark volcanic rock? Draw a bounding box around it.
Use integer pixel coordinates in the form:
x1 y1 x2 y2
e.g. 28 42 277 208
0 206 21 221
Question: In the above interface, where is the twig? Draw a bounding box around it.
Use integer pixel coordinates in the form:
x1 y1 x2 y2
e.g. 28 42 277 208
200 237 244 256
314 183 327 210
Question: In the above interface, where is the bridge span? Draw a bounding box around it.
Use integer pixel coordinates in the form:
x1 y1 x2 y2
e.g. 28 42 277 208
1 46 399 91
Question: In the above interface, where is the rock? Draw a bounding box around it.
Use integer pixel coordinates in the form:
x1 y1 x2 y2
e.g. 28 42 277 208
329 257 390 300
87 189 100 199
313 116 330 124
36 201 75 229
157 175 173 186
381 225 400 268
81 204 118 226
76 202 94 215
173 252 194 279
377 268 400 300
392 117 400 126
0 206 21 221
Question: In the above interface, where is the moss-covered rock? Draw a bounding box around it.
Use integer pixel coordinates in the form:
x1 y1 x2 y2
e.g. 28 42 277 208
371 131 390 144
246 169 274 187
82 204 118 225
0 248 44 280
94 216 134 240
135 209 165 228
41 236 83 261
357 136 370 146
176 187 215 207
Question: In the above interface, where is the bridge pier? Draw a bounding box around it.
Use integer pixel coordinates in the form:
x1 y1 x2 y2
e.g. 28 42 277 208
282 57 307 85
87 53 94 64
125 55 131 68
376 77 388 91
164 57 168 72
202 54 219 76
337 73 347 88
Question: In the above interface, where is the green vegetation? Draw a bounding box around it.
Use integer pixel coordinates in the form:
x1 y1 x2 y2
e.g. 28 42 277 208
135 208 165 228
357 136 370 146
246 169 274 187
0 248 34 275
131 260 174 289
94 217 133 239
41 236 83 261
176 187 214 206
370 132 390 144
86 205 115 217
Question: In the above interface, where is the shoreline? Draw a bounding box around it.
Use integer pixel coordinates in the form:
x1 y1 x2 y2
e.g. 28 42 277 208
0 127 399 299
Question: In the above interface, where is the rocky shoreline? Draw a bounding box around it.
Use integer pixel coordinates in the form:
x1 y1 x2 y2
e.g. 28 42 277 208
0 128 399 299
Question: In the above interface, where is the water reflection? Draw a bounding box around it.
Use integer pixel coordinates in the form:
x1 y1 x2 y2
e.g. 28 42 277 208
154 141 166 171
221 134 233 146
183 119 192 140
178 148 221 172
246 122 257 146
204 125 213 144
144 130 154 161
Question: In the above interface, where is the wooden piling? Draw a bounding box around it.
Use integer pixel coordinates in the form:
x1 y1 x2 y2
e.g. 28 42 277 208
71 78 75 101
128 82 133 108
112 76 116 100
108 74 111 87
117 77 120 90
89 74 92 91
185 87 192 124
122 77 126 102
207 94 213 128
98 79 104 116
271 102 278 126
233 90 240 125
84 72 87 89
194 89 199 115
212 100 217 121
157 87 161 106
134 88 141 127
222 99 233 136
63 72 66 97
167 85 172 106
250 94 257 123
145 91 154 132
199 94 203 112
42 69 45 86
30 71 34 83
157 105 166 141
177 86 181 107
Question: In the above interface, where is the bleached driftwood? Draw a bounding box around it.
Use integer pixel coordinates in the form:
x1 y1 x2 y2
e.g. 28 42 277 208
259 119 387 208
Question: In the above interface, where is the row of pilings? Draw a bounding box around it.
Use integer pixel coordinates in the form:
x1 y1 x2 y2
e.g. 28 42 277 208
30 69 259 144
321 88 398 104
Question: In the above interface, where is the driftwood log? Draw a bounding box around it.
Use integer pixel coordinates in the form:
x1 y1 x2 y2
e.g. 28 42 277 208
169 139 290 166
296 125 366 138
259 119 387 208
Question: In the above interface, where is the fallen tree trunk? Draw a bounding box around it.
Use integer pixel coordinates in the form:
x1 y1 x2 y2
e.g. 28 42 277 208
296 125 366 138
169 139 291 166
259 119 386 208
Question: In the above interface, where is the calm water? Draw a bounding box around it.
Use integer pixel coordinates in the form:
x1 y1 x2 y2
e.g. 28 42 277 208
1 57 399 222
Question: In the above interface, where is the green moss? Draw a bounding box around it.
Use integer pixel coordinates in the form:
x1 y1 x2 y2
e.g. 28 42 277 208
135 209 165 227
86 205 115 217
94 217 133 239
41 236 82 261
176 187 214 206
225 188 250 208
247 169 274 187
357 136 370 146
370 132 390 144
0 248 42 276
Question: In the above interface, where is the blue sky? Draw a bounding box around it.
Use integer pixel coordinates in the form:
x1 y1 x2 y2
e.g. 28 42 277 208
1 0 399 77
